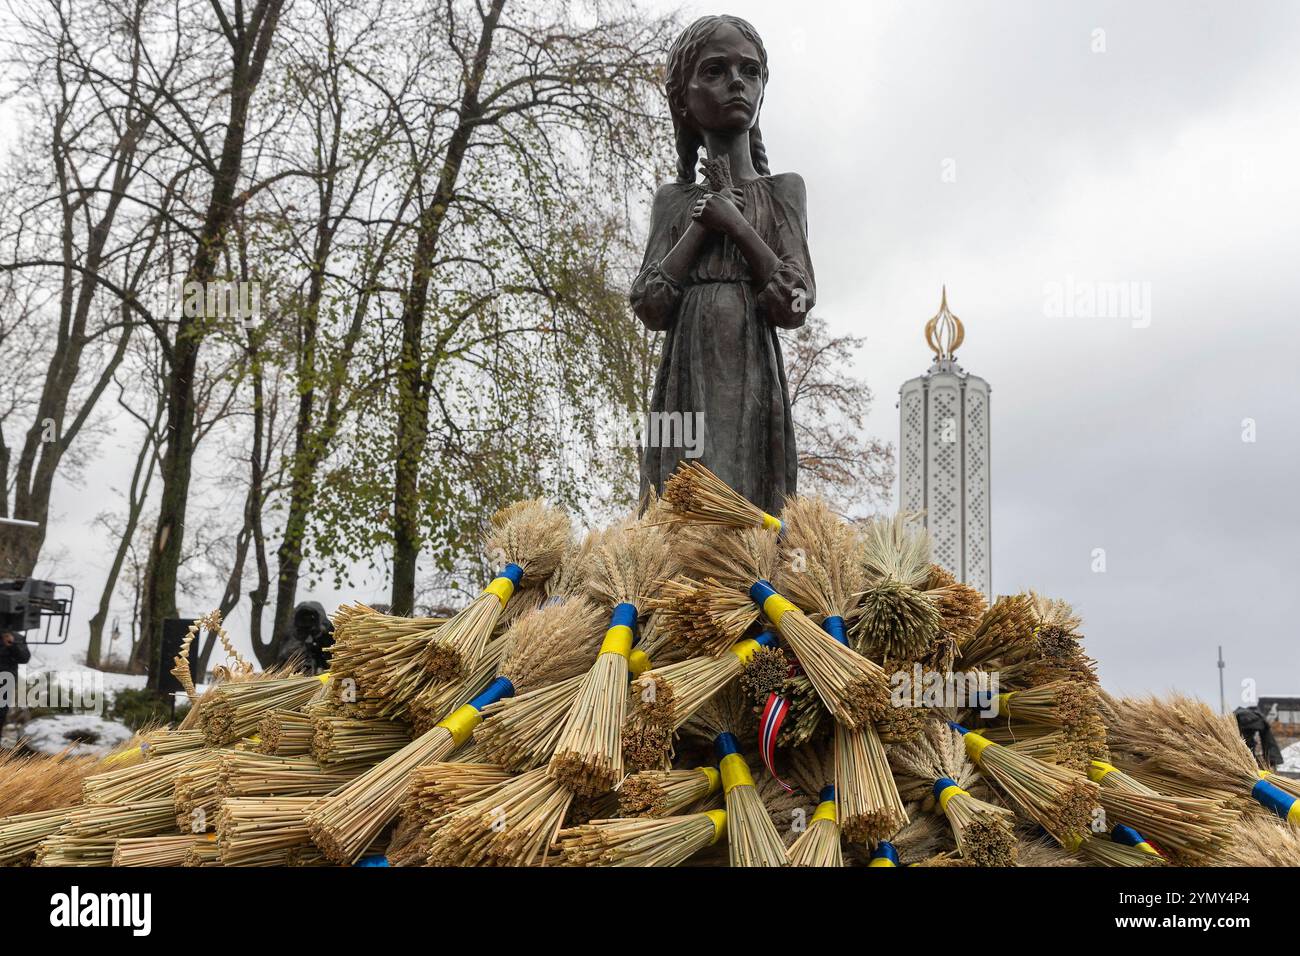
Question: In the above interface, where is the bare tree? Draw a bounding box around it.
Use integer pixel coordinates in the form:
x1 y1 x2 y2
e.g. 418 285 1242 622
139 0 290 688
86 335 166 667
262 0 416 659
371 0 676 613
0 0 182 575
0 269 48 525
782 322 895 515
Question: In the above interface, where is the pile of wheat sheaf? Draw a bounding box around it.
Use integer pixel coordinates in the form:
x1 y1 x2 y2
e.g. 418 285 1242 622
1 475 1294 868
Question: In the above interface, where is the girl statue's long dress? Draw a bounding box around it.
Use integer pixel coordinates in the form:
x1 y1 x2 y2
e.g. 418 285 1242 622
631 172 815 514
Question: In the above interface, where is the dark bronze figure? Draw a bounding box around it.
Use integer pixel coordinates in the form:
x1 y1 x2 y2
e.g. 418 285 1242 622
632 14 815 513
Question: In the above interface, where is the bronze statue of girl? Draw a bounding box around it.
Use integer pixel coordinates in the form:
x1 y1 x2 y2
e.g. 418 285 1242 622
632 14 814 514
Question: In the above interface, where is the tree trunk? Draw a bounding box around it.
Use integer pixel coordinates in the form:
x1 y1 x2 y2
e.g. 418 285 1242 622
8 60 149 576
140 0 285 688
389 0 505 615
87 401 160 667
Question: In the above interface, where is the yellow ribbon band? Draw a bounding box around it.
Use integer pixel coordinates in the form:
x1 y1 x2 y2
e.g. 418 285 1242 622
1259 772 1300 825
760 512 782 533
704 809 728 845
1089 760 1120 784
436 704 483 747
867 854 898 868
937 783 967 814
761 592 799 629
811 800 837 825
729 638 762 664
719 752 753 794
627 649 651 676
697 766 721 794
318 672 332 684
102 746 142 766
962 731 995 765
600 624 634 658
482 575 516 608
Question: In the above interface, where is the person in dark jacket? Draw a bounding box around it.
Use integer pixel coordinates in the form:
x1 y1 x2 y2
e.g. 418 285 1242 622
274 602 334 675
1235 705 1284 770
0 630 32 741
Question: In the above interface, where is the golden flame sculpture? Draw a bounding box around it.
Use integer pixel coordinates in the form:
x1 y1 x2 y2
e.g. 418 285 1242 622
924 286 965 360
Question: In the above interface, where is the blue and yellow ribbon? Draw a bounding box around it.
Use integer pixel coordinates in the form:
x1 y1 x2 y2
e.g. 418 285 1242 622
933 776 968 815
748 580 799 629
868 841 900 867
715 732 754 794
729 628 778 665
948 722 995 765
811 784 837 825
481 563 525 607
598 602 653 677
1110 824 1161 856
1250 774 1300 825
600 602 637 658
435 674 516 746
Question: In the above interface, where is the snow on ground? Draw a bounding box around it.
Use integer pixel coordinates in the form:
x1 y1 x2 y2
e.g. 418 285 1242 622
1280 741 1300 774
18 714 134 757
2 625 248 752
3 639 147 752
19 639 146 692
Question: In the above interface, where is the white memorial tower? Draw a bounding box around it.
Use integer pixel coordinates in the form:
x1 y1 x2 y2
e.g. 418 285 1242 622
899 289 992 596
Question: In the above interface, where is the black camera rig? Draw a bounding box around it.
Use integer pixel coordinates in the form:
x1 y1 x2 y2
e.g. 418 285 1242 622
0 578 75 645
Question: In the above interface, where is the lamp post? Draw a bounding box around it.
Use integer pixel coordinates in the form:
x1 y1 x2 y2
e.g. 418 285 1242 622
1217 645 1226 715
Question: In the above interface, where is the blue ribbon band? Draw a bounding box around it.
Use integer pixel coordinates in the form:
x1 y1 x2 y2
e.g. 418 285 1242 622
467 675 516 712
869 841 900 866
1110 824 1144 846
819 784 835 803
714 731 741 762
748 580 777 606
933 776 959 799
821 615 848 646
610 602 638 631
1251 777 1298 820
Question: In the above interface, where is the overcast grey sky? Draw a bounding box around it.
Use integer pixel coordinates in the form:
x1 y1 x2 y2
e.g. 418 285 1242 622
18 0 1300 706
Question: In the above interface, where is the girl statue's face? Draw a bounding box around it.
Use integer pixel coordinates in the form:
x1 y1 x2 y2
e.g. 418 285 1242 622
683 22 764 135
